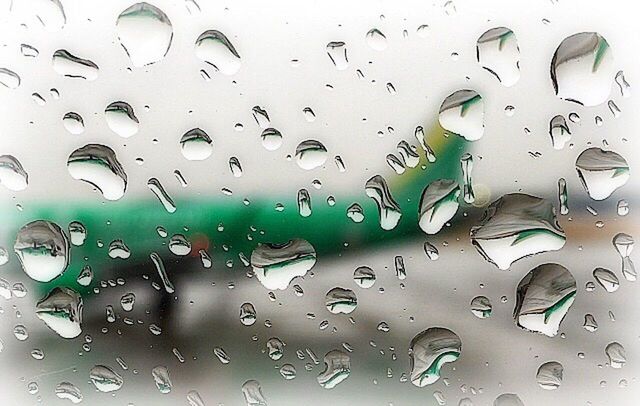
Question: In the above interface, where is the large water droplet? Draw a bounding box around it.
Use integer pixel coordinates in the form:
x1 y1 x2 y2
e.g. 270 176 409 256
365 175 402 230
266 337 284 360
366 28 387 51
295 140 327 170
151 365 172 393
551 32 615 106
317 350 351 389
105 101 139 138
476 27 520 86
325 287 357 314
147 178 176 213
470 193 566 270
169 234 191 256
90 365 124 392
439 89 484 141
52 49 99 80
605 342 626 368
418 179 460 234
67 144 127 201
575 147 629 201
195 30 241 75
261 128 283 151
250 239 317 290
353 266 376 288
593 267 619 292
36 287 83 339
513 263 576 337
536 361 563 390
409 327 462 387
494 393 524 406
116 3 173 67
240 302 257 326
14 220 69 282
180 128 213 161
0 68 21 89
326 42 348 70
470 296 492 318
549 115 571 150
0 155 28 191
242 380 267 405
55 382 82 403
62 112 84 135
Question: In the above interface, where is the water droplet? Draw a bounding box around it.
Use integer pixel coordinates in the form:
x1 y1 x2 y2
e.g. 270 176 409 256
240 302 257 326
513 263 576 337
151 365 172 393
386 154 405 174
366 28 387 51
297 188 312 217
76 265 92 286
592 267 619 292
418 179 460 234
67 144 127 201
325 287 357 314
460 153 475 203
583 313 598 332
250 239 316 290
536 361 563 390
576 147 629 200
346 203 364 223
617 199 629 216
62 112 84 135
242 380 267 405
105 101 139 138
261 128 283 151
266 337 284 360
471 193 566 270
116 3 173 67
551 32 614 106
493 393 524 406
470 296 492 318
90 365 123 392
52 49 98 80
605 342 626 368
150 252 174 293
147 178 176 213
557 178 569 215
549 115 571 150
326 42 348 70
180 128 213 160
36 287 83 338
195 30 241 75
120 293 135 311
0 155 28 191
279 364 296 380
365 175 402 230
55 382 82 403
397 141 419 168
108 239 130 259
14 220 69 282
353 266 376 288
169 234 191 255
439 89 484 141
615 70 631 97
229 156 243 177
295 140 328 170
187 390 205 406
317 350 351 389
409 327 461 386
252 106 270 128
213 347 230 364
302 107 316 122
0 68 21 89
608 100 621 118
476 27 520 86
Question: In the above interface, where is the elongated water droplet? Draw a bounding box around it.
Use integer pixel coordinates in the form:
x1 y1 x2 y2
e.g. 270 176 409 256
326 42 348 70
295 140 327 170
317 350 351 389
242 380 267 405
55 382 82 403
229 156 243 177
593 267 619 292
394 255 407 280
76 265 92 286
476 27 520 86
297 188 312 217
180 128 213 160
386 153 405 174
576 147 629 201
250 239 316 290
105 101 139 138
213 347 230 364
187 390 205 406
147 178 176 213
471 193 566 270
557 178 569 215
52 49 98 80
513 263 576 337
397 141 419 168
14 220 69 282
439 89 484 141
365 175 401 230
536 361 563 390
195 30 241 75
409 327 461 387
63 112 84 135
0 155 28 191
470 296 492 318
90 365 123 392
150 252 174 293
353 266 375 288
418 179 460 234
116 3 173 67
36 287 83 338
0 68 21 89
551 32 614 106
549 115 571 150
251 106 270 128
615 70 631 97
325 287 357 314
23 0 66 31
608 100 621 118
605 342 626 368
366 28 387 51
151 365 172 393
460 153 475 203
240 302 257 326
67 144 127 201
